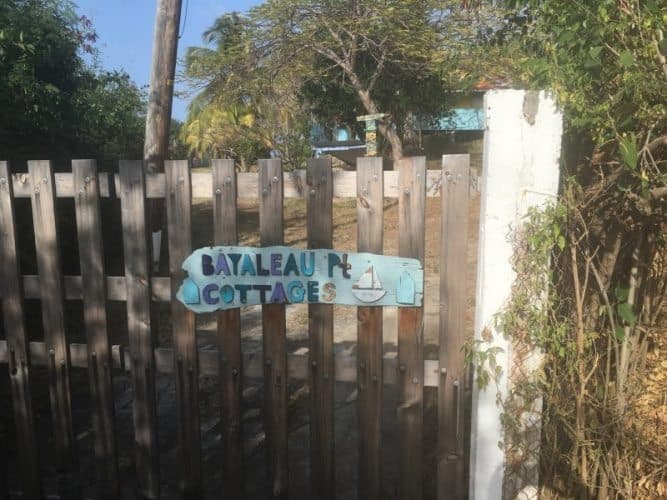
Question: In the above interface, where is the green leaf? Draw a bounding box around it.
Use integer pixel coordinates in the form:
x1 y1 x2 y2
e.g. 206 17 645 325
614 286 630 302
557 234 566 250
589 46 603 59
614 326 626 341
617 302 637 325
618 135 638 170
619 50 634 67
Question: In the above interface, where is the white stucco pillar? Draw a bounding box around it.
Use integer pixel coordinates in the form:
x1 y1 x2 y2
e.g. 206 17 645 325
469 90 562 500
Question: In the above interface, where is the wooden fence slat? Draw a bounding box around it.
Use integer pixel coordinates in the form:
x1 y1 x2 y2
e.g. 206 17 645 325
356 157 384 500
28 160 79 496
437 155 470 500
306 158 335 499
119 160 160 499
0 162 42 499
259 159 288 499
165 160 202 496
397 157 426 500
211 159 244 499
72 160 120 500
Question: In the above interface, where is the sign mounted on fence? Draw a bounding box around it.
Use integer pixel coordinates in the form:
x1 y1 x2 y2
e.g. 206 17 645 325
177 246 423 312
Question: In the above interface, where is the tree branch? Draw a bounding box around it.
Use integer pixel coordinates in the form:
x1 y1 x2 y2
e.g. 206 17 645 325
645 134 667 153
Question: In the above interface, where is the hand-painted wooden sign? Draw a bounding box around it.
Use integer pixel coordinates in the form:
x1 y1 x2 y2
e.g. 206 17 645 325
177 246 423 312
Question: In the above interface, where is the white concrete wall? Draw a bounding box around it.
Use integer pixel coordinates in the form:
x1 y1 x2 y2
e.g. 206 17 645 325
470 90 562 500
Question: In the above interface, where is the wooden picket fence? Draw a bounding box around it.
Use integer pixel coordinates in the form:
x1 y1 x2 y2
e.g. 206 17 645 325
0 155 471 499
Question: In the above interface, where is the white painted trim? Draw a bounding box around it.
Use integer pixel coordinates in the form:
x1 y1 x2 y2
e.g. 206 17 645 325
470 90 562 500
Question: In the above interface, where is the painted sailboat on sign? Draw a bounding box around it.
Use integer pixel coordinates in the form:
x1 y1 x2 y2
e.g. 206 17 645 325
352 265 387 303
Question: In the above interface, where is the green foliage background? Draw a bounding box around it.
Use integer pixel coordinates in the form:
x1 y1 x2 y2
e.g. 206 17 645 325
0 0 146 163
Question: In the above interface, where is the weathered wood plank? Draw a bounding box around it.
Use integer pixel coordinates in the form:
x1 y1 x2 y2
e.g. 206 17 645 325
11 169 448 199
306 158 335 500
397 157 426 500
0 162 42 499
165 160 201 496
104 170 442 199
72 160 120 500
259 159 288 499
0 340 442 386
119 160 160 499
211 159 244 499
17 275 170 302
356 157 384 500
28 160 79 497
438 155 470 500
11 171 113 198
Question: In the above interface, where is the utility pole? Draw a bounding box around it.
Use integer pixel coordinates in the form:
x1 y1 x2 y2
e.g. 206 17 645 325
145 0 183 270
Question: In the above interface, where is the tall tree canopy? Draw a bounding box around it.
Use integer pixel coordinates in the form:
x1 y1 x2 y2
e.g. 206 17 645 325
183 1 505 165
0 0 145 162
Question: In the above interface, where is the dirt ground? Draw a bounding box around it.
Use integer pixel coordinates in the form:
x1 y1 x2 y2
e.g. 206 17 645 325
0 173 481 499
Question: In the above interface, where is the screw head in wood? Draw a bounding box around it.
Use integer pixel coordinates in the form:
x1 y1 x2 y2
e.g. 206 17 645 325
272 176 279 183
224 176 232 185
84 176 91 183
231 368 239 376
215 188 222 195
42 176 48 184
310 189 316 196
404 188 410 195
262 188 268 195
412 377 419 384
0 177 6 185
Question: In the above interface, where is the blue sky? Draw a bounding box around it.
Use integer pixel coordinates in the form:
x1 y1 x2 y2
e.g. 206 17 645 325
75 0 260 120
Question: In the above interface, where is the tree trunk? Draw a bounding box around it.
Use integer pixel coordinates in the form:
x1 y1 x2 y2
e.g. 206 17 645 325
355 87 404 165
144 0 183 172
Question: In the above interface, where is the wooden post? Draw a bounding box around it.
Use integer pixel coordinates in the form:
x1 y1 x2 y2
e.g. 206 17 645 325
165 160 201 497
438 155 470 500
144 0 183 272
212 159 244 499
356 156 384 500
119 161 160 499
0 162 42 499
306 158 335 499
28 160 79 497
259 159 288 499
73 160 120 500
397 157 426 500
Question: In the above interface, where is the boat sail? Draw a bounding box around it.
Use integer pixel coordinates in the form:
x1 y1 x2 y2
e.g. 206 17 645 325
352 266 387 302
